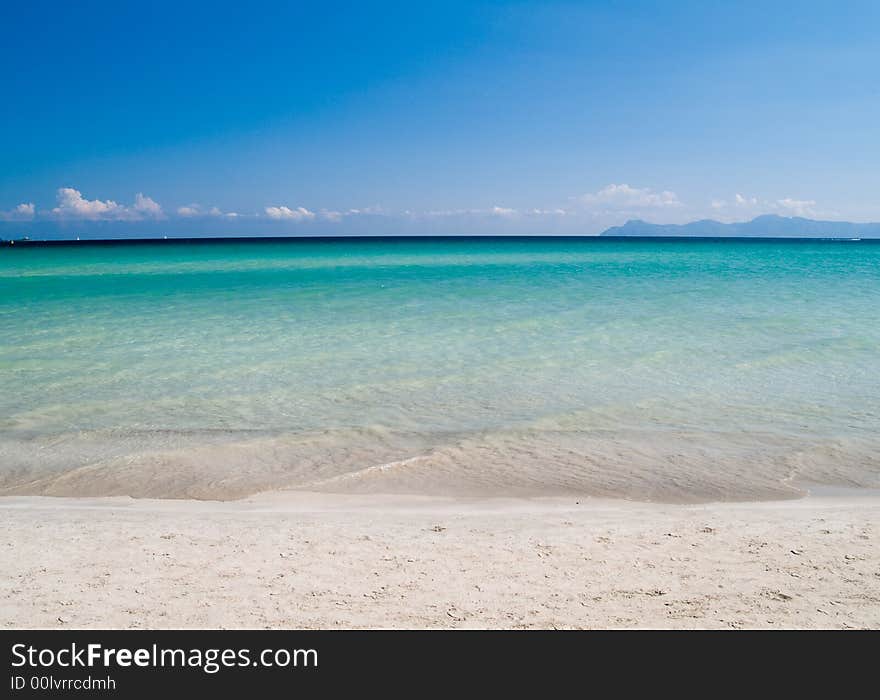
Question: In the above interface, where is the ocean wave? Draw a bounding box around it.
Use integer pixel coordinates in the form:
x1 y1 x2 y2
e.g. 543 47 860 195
2 423 877 503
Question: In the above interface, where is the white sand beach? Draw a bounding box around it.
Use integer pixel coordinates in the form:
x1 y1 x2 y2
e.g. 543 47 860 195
1 491 877 629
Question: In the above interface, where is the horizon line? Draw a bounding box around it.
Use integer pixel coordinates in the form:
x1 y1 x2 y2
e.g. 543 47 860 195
5 234 878 247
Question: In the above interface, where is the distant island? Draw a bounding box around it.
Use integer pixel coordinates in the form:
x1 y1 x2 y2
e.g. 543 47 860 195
5 214 880 244
599 214 880 238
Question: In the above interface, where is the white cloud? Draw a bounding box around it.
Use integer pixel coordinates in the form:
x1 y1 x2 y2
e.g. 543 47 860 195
710 193 760 217
264 205 316 221
423 205 520 218
708 192 825 220
318 206 385 222
0 202 35 221
578 184 682 210
775 197 817 217
51 187 163 221
712 193 821 219
134 193 163 218
490 206 517 217
526 208 567 216
53 188 125 219
424 209 465 217
735 193 757 207
177 204 233 218
177 204 201 217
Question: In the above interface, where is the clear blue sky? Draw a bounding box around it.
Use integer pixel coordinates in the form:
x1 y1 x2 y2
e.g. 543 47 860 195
2 0 879 237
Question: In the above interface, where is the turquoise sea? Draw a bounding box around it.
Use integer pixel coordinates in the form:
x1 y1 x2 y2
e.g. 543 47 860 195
1 237 878 501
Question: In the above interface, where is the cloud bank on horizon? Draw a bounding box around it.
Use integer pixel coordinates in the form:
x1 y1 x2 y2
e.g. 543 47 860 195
1 1 878 237
0 183 846 237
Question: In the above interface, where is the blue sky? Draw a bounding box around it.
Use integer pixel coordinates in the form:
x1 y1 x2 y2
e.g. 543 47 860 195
2 0 879 237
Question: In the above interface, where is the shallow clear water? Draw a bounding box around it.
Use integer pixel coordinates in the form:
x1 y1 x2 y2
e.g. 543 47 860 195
1 237 878 501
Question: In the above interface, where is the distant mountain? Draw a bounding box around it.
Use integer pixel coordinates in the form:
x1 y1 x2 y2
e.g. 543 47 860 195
600 214 880 238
